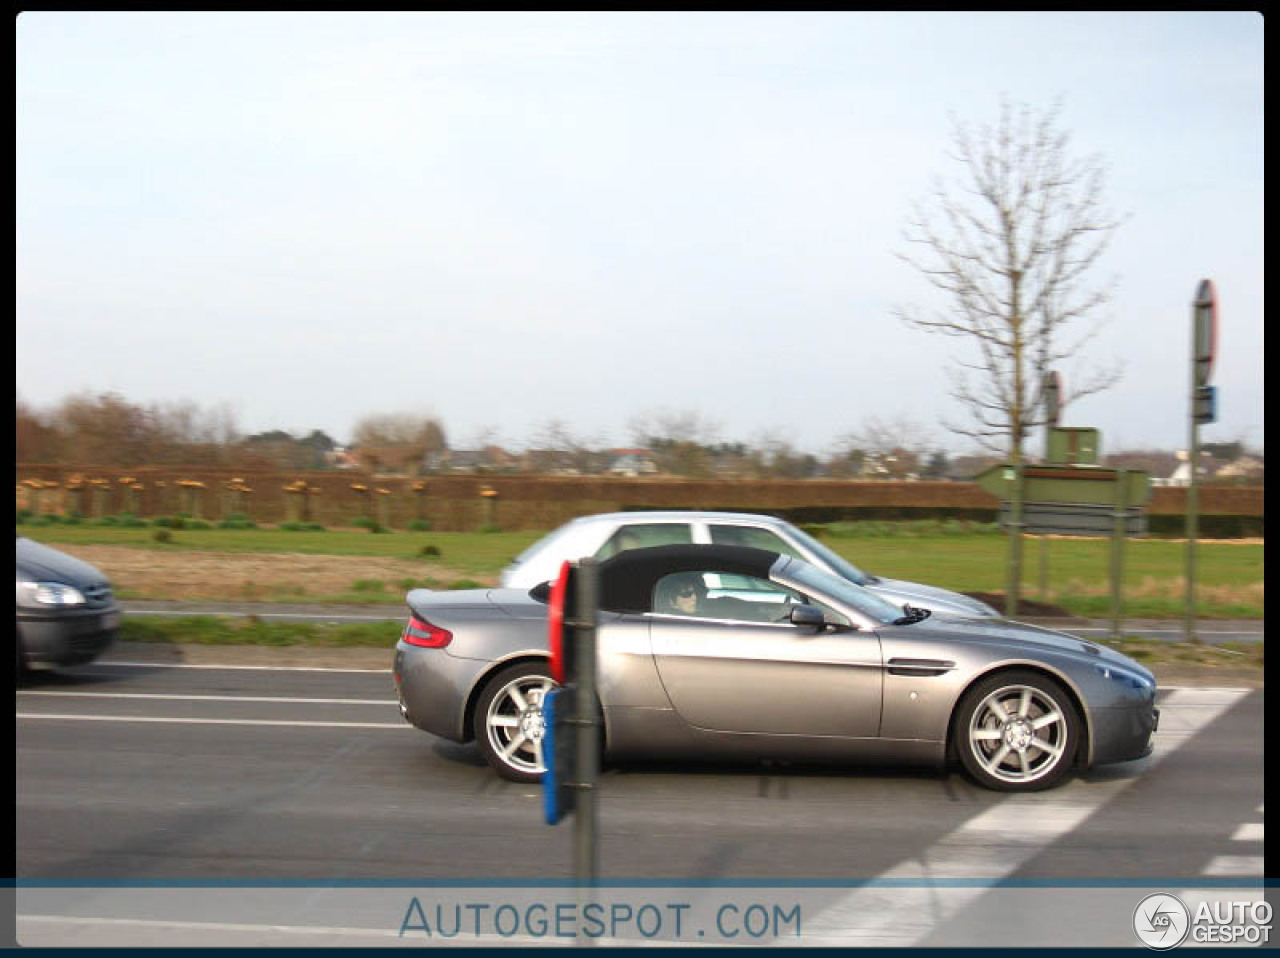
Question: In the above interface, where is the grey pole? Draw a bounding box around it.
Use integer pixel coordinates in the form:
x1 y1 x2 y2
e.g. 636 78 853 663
1185 335 1200 645
1039 535 1049 604
1110 470 1128 641
1006 461 1024 618
573 557 600 887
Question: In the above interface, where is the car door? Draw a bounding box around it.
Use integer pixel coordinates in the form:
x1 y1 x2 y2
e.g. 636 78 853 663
649 571 882 737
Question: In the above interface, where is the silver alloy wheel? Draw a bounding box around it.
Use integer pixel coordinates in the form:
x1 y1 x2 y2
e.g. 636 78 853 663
967 683 1070 785
484 673 555 777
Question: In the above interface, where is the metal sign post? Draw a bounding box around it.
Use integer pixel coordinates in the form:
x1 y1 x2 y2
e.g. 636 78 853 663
573 558 600 885
1006 461 1024 618
1040 371 1062 605
1110 469 1129 640
1186 279 1218 643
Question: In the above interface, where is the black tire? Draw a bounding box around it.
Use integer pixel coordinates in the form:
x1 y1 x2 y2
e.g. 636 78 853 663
473 661 556 783
953 670 1080 792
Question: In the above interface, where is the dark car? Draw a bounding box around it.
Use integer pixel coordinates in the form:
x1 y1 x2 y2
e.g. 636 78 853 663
16 536 121 671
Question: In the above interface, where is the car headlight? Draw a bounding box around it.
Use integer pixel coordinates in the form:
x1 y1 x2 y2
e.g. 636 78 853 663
1094 663 1154 690
17 580 87 608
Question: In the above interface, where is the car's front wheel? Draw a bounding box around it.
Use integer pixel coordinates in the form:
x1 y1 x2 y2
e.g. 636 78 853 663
954 670 1080 792
474 662 556 783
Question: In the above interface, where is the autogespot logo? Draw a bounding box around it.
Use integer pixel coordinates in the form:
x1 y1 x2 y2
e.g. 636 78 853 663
1134 893 1190 950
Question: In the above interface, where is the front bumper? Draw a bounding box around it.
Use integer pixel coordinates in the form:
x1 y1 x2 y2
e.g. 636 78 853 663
17 604 121 668
1090 698 1160 766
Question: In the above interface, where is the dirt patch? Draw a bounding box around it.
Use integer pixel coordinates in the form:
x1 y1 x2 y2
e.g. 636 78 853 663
964 592 1075 618
53 545 481 601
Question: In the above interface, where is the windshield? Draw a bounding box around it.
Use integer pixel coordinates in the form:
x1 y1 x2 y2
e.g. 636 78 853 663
510 524 576 565
785 525 871 585
775 556 903 625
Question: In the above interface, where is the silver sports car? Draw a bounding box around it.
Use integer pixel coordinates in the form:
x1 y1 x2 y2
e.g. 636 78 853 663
394 544 1158 792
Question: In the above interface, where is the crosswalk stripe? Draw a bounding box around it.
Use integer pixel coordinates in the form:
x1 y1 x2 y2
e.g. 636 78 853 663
808 688 1250 947
1230 823 1264 842
1203 856 1265 877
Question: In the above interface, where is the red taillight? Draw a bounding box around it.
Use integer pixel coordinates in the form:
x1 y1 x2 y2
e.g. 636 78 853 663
402 614 452 648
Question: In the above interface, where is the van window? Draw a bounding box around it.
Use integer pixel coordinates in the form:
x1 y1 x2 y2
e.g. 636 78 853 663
594 523 693 560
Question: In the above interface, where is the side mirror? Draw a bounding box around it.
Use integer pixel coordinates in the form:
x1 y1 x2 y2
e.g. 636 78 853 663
789 604 825 630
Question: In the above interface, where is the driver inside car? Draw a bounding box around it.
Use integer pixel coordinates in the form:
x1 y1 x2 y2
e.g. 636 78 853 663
656 573 707 616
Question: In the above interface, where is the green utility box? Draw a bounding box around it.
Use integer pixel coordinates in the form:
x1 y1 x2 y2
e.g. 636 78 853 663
1047 427 1101 465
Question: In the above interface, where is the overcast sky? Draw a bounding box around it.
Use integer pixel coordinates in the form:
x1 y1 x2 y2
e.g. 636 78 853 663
16 12 1263 456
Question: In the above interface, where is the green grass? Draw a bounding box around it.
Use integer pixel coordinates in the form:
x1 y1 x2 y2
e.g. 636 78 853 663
824 535 1263 618
19 524 544 576
120 615 400 648
20 522 1262 619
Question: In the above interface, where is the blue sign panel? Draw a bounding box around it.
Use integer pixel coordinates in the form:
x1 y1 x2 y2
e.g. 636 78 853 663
541 686 576 825
1195 385 1217 424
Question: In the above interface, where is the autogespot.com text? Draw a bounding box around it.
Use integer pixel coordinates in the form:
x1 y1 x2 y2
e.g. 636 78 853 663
399 896 802 943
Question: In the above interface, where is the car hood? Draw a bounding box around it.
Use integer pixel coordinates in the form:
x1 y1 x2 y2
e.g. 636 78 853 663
868 575 998 617
899 615 1155 680
15 537 108 586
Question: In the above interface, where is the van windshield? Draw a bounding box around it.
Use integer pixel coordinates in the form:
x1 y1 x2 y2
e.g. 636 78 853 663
510 526 575 565
785 525 872 585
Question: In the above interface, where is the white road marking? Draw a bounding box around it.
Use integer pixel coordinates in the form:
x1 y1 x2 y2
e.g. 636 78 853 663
17 713 409 730
16 914 558 948
19 691 393 705
810 687 1250 947
1230 822 1264 842
1203 856 1265 877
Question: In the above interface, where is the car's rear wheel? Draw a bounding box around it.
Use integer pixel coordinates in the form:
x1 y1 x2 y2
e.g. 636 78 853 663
474 662 556 783
954 670 1079 792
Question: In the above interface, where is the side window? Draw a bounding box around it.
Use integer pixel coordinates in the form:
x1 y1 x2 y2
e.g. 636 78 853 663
652 570 802 624
708 524 804 559
595 523 692 560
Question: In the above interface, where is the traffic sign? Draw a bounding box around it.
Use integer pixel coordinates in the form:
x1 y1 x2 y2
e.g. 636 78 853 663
541 686 576 825
975 464 1152 508
547 561 576 684
1000 502 1148 537
1194 385 1217 424
1193 279 1218 387
1046 427 1100 465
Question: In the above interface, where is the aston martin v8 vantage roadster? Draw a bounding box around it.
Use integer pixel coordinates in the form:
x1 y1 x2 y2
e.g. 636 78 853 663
393 545 1158 792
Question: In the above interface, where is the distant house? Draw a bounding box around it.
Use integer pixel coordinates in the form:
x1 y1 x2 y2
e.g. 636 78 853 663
521 449 583 475
1153 450 1214 488
324 446 360 470
423 446 518 474
1213 455 1264 482
606 448 659 477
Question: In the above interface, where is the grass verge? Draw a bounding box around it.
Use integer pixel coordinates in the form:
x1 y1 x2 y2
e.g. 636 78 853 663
120 615 400 648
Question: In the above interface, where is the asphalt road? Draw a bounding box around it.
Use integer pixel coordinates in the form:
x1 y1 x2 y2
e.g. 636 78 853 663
14 651 1266 946
120 599 1265 644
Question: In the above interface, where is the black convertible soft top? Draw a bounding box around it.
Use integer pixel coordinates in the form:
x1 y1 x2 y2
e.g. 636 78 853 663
527 544 785 614
598 544 782 614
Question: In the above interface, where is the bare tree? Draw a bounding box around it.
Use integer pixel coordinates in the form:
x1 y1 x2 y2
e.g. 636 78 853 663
895 97 1125 462
351 412 447 453
523 418 609 474
627 409 721 477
